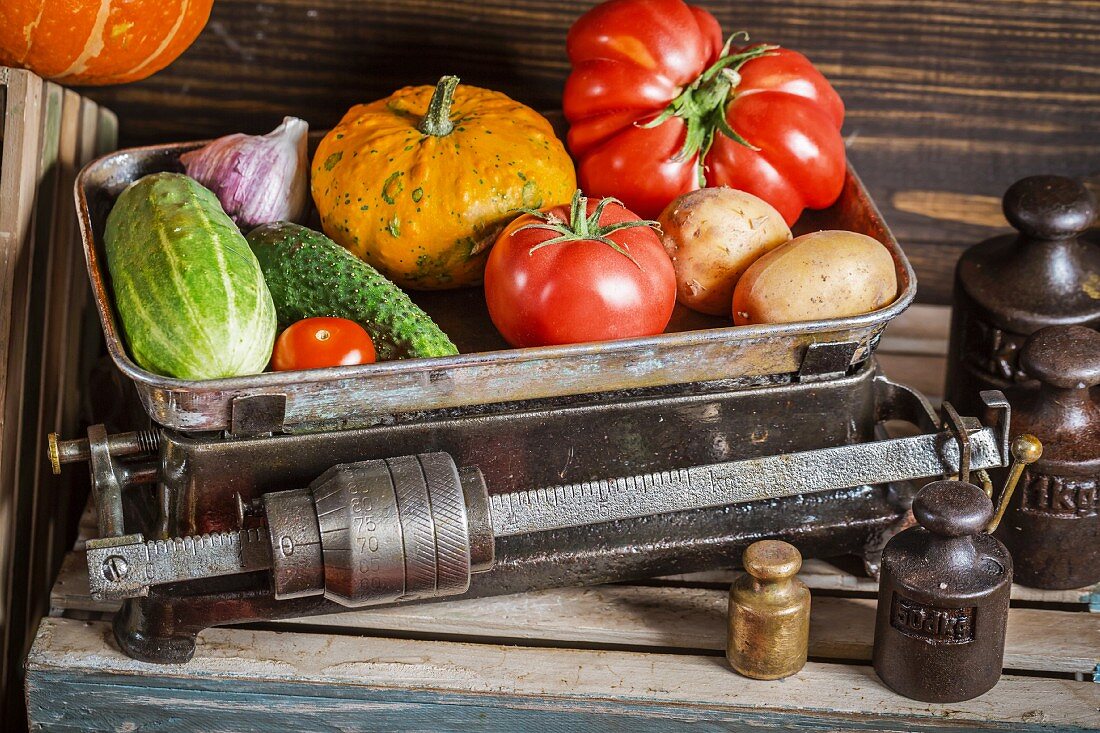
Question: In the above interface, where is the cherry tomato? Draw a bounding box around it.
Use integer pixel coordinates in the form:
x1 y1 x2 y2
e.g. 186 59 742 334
271 317 376 371
564 0 845 224
484 190 676 347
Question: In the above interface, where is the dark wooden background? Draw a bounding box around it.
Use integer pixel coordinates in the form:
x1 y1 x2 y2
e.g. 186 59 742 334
77 0 1100 304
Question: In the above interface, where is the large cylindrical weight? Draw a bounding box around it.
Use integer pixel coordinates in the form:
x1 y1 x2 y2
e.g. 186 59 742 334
997 326 1100 589
944 175 1100 417
873 480 1012 702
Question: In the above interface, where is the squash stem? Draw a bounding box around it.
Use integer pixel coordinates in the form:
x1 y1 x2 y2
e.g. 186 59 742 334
419 75 460 137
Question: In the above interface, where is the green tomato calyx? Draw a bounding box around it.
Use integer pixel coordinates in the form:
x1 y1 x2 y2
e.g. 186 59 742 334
514 190 660 269
644 35 779 185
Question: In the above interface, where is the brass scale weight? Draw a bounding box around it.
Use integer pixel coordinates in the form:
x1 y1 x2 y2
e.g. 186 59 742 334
53 392 1034 622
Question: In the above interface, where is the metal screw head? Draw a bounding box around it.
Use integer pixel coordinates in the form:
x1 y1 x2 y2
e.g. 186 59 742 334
235 492 264 527
102 555 129 582
47 433 61 476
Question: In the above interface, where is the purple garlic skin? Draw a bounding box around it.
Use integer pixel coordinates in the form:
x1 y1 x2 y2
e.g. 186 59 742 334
180 116 309 230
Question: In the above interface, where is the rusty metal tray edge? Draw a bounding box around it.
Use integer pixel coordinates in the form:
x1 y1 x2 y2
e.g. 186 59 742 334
76 143 916 433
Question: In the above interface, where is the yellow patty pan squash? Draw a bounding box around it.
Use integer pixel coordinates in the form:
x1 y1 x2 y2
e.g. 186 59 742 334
312 76 577 290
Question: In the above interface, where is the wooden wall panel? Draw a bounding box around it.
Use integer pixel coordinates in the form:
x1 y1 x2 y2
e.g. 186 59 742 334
77 0 1100 303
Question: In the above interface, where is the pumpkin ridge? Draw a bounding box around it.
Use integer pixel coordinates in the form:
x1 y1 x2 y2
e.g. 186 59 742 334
121 0 189 78
16 3 47 64
55 0 112 79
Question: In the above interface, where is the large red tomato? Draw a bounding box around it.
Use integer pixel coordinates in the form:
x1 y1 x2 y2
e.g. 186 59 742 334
564 0 846 224
484 191 676 347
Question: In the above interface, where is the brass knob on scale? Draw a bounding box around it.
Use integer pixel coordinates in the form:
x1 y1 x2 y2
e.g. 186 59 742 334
987 433 1043 534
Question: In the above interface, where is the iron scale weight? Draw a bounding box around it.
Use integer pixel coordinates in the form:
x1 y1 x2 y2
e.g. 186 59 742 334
996 325 1100 589
945 174 1099 590
945 175 1099 416
873 435 1042 702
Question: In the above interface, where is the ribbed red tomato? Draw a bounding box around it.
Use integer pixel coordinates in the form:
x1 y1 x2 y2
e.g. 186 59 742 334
564 0 846 224
271 317 376 371
484 191 676 347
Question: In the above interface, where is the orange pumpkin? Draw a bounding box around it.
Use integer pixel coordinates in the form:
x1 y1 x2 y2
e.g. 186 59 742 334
312 76 577 290
0 0 213 85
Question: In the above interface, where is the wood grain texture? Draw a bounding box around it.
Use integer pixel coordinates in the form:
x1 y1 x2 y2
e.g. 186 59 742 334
47 549 1100 675
0 78 114 729
72 0 1100 304
25 617 1100 732
0 67 43 726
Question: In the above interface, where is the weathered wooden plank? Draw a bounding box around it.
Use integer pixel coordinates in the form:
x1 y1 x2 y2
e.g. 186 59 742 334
14 80 64 683
879 303 951 357
286 590 1100 675
877 352 947 401
48 552 1099 675
25 617 1100 732
26 673 1100 733
0 66 44 717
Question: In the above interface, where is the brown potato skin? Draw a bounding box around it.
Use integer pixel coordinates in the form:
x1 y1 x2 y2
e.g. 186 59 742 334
732 230 898 325
659 188 792 316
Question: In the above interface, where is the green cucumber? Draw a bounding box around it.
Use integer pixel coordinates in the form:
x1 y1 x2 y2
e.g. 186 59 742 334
104 173 277 380
246 222 457 360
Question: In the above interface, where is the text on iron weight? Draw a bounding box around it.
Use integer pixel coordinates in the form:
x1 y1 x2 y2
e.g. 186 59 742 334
1021 472 1099 518
890 593 975 644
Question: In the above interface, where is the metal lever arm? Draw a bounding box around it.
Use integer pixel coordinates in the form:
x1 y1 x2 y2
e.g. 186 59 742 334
488 421 1007 537
86 530 273 599
85 404 1010 606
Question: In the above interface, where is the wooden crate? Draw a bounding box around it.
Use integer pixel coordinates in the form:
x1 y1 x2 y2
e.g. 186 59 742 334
22 308 1100 731
27 548 1100 731
0 68 116 726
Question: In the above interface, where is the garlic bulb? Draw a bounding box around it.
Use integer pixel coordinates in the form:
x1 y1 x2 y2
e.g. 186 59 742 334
180 116 309 230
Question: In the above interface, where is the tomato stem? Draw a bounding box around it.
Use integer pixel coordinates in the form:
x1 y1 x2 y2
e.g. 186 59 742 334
419 75 459 137
643 36 779 186
515 190 659 269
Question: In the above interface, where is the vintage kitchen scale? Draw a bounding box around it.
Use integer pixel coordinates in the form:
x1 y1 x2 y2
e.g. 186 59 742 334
49 139 1021 665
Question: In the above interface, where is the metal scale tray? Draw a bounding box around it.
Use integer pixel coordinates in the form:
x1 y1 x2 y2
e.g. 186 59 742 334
76 140 915 435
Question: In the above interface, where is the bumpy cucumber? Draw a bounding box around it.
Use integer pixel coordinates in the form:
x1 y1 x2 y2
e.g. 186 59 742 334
247 222 457 360
104 173 277 380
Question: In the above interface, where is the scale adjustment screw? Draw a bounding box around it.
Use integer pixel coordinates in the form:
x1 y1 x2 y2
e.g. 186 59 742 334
102 556 129 582
47 428 161 475
235 493 264 526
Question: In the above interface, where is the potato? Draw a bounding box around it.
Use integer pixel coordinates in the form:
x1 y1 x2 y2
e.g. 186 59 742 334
658 188 792 315
732 230 898 325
